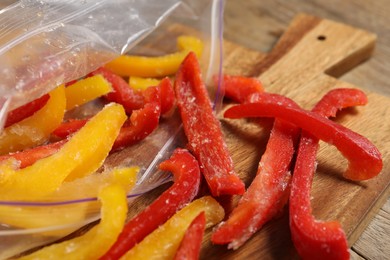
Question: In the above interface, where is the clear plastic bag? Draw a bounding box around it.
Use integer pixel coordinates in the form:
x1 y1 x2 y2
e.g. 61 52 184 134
0 0 224 258
0 0 224 126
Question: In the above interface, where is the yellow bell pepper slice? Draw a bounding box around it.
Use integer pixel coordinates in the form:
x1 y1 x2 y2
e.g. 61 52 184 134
0 167 137 232
0 103 127 201
53 166 139 200
65 74 112 110
17 184 128 260
0 85 66 155
121 196 225 260
105 35 203 77
129 76 161 91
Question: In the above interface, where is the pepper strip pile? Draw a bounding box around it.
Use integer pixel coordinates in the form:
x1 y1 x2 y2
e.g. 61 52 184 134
0 103 127 201
289 88 368 260
212 92 301 249
121 197 224 260
0 85 66 155
174 52 245 197
101 148 201 260
224 96 382 181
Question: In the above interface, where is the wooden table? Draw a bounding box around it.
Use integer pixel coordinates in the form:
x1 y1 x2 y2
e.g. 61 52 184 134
223 0 390 258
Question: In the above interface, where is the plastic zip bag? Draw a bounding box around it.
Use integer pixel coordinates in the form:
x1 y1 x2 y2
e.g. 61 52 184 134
0 0 224 258
0 0 224 127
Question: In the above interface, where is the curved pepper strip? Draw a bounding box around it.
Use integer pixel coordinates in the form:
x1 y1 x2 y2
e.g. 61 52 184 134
175 52 245 197
121 197 224 260
224 94 383 181
101 148 201 260
212 92 300 249
216 74 264 103
17 184 129 260
105 35 203 77
0 103 127 200
4 94 49 128
290 88 368 260
65 74 112 110
174 212 206 260
0 85 66 155
112 85 161 151
90 67 144 114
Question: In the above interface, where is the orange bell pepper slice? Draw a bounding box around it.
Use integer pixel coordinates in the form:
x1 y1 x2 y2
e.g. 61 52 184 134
0 85 66 155
105 35 203 77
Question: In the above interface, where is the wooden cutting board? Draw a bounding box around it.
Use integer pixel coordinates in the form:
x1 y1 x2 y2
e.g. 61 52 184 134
196 13 390 259
13 13 390 259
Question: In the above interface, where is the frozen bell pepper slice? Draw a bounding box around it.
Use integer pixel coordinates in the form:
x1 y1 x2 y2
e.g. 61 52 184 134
174 212 206 260
90 67 144 114
105 35 203 78
129 76 161 91
0 103 127 200
224 93 382 181
17 184 129 260
52 86 163 151
158 77 175 115
174 52 245 197
217 74 264 103
112 85 161 151
4 94 49 128
0 85 66 155
212 93 300 249
0 139 66 169
290 88 368 260
52 119 88 139
101 148 201 260
65 74 112 110
121 196 224 260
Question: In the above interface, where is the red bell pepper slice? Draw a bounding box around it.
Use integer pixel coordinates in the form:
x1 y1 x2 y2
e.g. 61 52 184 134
290 88 368 260
4 94 50 128
112 86 161 151
224 93 382 181
0 139 66 168
174 211 206 260
212 92 300 249
217 74 264 103
101 148 201 260
89 67 144 114
158 77 175 115
174 52 245 197
52 119 88 139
